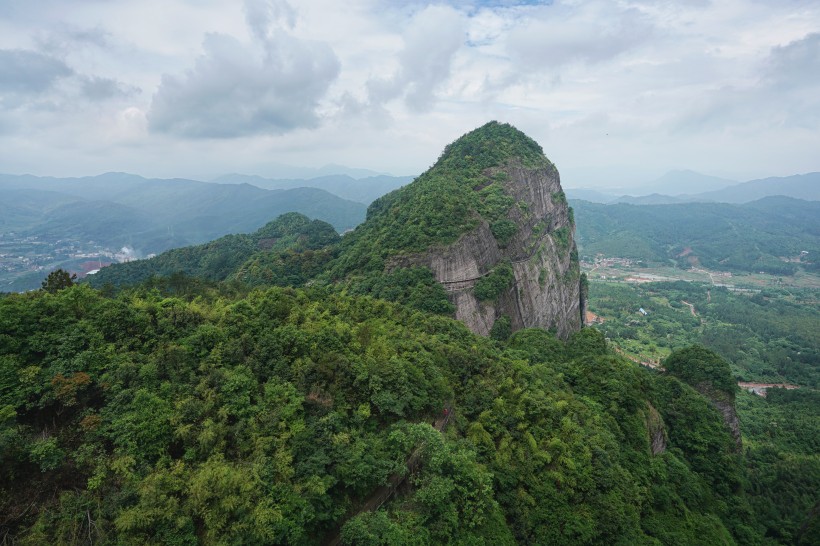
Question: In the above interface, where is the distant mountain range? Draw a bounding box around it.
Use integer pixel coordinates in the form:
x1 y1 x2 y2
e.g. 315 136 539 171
567 171 820 205
213 173 413 204
0 172 366 254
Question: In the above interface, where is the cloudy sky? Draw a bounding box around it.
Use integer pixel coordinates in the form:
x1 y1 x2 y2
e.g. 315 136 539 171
0 0 818 188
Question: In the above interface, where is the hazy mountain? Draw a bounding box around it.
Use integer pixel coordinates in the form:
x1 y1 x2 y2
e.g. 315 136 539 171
691 172 820 203
87 212 340 289
212 173 413 204
0 172 367 253
576 171 819 205
613 193 685 205
641 169 737 195
564 188 616 203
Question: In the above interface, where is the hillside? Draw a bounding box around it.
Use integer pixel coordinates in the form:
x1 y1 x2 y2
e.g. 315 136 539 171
0 281 769 544
693 172 820 203
331 121 582 338
86 213 340 289
572 196 820 275
0 174 366 291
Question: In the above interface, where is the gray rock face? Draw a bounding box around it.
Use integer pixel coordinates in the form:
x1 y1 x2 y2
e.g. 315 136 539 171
712 397 743 450
645 403 668 456
388 159 582 338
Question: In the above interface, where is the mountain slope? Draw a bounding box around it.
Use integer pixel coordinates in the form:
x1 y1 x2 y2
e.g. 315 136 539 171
644 169 737 195
692 172 820 203
330 121 582 338
0 173 366 245
86 213 339 288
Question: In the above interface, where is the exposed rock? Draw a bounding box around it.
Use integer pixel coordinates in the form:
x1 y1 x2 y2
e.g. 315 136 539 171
712 396 742 450
695 382 742 451
388 158 582 338
645 402 668 456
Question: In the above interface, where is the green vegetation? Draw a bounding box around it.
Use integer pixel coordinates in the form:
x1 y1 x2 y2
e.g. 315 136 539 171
490 219 518 248
330 122 554 280
2 122 815 544
40 268 77 293
88 213 340 290
474 262 514 302
664 345 737 396
587 279 820 542
588 281 820 388
738 389 820 544
573 197 819 275
0 282 770 544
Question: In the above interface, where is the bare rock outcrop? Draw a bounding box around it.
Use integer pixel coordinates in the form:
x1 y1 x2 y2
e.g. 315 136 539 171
645 402 668 456
388 159 582 338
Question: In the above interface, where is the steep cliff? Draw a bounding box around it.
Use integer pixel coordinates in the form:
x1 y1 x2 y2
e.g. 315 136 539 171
333 122 582 338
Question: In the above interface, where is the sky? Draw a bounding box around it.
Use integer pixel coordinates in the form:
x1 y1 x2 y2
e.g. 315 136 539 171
0 0 818 188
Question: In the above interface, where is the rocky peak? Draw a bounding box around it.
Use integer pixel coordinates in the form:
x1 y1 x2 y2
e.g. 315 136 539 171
375 122 583 338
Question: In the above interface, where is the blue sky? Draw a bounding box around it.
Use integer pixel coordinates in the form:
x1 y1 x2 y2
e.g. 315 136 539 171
0 0 818 188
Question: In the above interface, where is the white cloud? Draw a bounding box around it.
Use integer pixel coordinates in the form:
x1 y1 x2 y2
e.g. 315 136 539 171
0 0 818 183
147 0 340 138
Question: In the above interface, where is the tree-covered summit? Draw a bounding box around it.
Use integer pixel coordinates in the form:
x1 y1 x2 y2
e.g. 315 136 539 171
330 122 557 278
433 121 550 173
87 212 340 289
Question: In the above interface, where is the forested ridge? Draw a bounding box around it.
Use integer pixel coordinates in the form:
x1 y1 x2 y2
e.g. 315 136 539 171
0 282 782 544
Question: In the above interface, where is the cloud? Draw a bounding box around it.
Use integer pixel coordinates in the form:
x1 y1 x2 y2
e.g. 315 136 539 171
366 5 466 112
244 0 296 41
0 49 73 94
765 32 820 88
504 2 653 69
36 26 111 54
79 75 140 100
147 1 340 138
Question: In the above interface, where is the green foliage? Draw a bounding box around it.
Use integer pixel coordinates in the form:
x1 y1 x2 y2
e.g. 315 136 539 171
88 212 340 289
664 346 737 397
737 389 820 543
330 122 555 279
489 315 512 341
589 280 820 541
552 225 571 252
0 279 772 544
41 268 76 293
28 436 65 472
490 219 518 248
474 263 514 302
573 197 819 275
590 281 820 388
348 267 455 315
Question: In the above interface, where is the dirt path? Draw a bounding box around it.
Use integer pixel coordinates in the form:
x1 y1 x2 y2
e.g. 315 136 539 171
323 406 453 546
681 300 697 316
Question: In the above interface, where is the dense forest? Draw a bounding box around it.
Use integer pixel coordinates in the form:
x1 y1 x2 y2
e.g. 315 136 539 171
587 280 820 544
1 281 794 544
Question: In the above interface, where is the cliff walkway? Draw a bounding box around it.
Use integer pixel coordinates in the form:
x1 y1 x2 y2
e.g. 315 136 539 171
438 240 543 292
323 405 454 546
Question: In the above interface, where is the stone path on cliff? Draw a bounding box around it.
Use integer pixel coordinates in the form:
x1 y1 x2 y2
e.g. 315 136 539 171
323 406 453 546
438 235 546 292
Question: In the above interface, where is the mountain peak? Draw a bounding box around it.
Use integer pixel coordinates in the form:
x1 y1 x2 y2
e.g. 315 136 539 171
435 121 548 171
335 122 581 338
